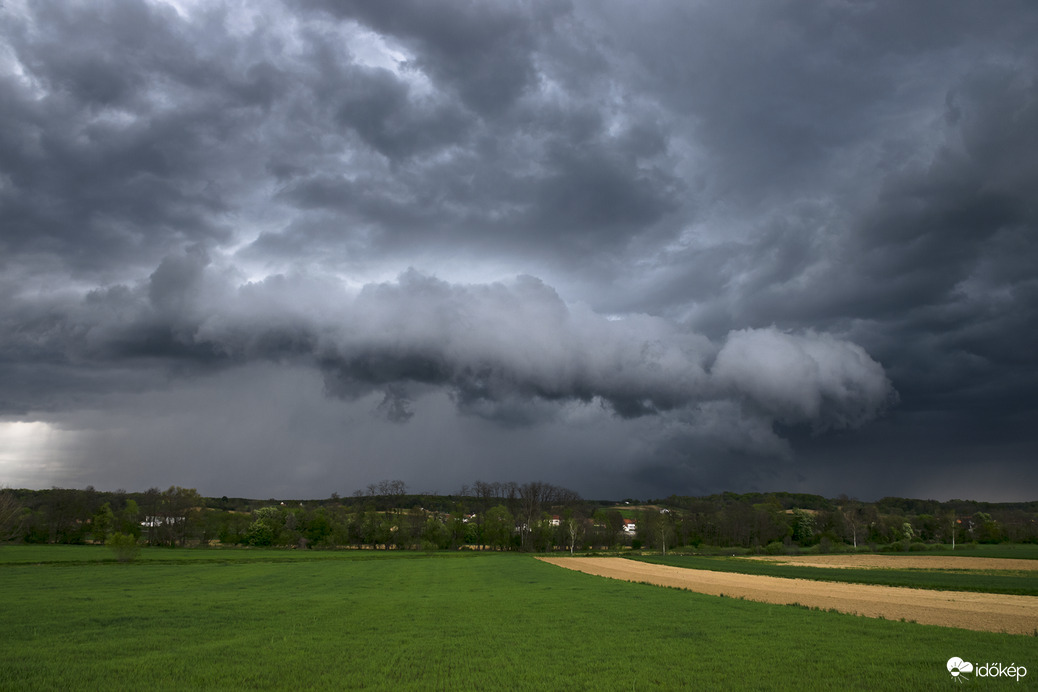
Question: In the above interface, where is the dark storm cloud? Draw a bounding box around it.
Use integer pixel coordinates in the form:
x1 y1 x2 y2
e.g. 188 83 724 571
245 0 682 265
0 1 251 273
1 0 683 278
299 0 558 115
700 64 1038 431
1 0 1036 500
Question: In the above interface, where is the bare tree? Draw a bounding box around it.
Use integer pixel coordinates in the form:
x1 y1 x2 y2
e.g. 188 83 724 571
516 482 553 550
565 513 584 555
0 489 25 542
513 482 581 551
379 479 407 497
840 499 864 549
657 511 674 555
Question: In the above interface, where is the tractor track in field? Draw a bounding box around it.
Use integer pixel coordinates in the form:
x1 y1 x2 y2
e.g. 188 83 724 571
537 556 1038 634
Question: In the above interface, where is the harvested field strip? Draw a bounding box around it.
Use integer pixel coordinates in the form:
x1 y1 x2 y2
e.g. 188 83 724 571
633 555 1038 595
744 555 1038 570
538 556 1038 635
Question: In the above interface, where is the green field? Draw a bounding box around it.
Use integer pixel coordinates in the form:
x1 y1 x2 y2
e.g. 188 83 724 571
632 554 1038 596
0 547 1033 691
0 544 389 565
919 544 1038 559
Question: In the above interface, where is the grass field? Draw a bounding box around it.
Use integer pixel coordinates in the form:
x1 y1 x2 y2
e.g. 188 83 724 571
631 554 1038 596
1 546 1034 690
632 543 1038 559
921 544 1038 559
0 544 398 565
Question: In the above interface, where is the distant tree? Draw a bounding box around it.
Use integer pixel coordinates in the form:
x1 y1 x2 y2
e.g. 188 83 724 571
484 505 514 551
342 511 361 546
217 511 252 545
245 521 276 547
44 487 91 543
144 487 202 546
974 512 1002 543
119 499 141 538
791 509 816 546
166 486 203 546
0 489 26 542
915 513 940 542
516 483 548 551
245 506 283 547
464 520 482 548
91 502 115 544
564 511 584 555
371 513 393 549
515 482 579 551
530 513 556 552
422 516 449 550
840 501 865 548
356 510 382 548
447 512 466 549
604 510 624 547
638 510 674 553
303 508 333 546
470 481 501 530
370 480 407 512
656 511 675 555
965 515 977 542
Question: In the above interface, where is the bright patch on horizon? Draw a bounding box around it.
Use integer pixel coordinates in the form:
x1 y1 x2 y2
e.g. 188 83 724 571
0 421 70 488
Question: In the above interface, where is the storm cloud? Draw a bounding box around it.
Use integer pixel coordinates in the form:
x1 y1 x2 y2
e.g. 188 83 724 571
1 0 1035 500
7 253 893 436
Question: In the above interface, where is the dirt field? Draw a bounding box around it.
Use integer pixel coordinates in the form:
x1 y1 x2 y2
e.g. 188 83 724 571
743 554 1038 570
538 557 1038 634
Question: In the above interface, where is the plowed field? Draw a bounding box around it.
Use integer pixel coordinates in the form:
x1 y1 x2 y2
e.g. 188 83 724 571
538 556 1038 634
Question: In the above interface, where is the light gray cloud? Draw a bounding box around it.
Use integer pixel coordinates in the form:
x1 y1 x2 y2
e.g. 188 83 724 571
713 328 895 430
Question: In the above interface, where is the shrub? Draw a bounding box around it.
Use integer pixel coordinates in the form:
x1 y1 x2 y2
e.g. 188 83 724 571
108 532 141 563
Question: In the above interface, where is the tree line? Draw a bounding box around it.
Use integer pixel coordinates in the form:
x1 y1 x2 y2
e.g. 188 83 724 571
643 492 1038 552
1 484 1036 552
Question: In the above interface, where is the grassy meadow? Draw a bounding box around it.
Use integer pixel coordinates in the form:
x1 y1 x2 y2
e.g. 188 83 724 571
1 546 1034 690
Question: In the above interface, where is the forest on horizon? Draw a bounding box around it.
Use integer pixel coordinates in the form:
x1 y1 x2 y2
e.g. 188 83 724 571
2 482 1036 552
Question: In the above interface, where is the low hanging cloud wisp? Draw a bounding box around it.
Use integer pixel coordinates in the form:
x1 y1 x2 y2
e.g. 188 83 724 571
8 251 897 457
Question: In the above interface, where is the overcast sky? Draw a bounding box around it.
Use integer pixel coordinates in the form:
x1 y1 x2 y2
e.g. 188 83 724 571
1 0 1036 501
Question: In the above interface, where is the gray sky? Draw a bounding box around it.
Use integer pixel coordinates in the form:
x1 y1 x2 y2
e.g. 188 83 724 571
1 0 1036 501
